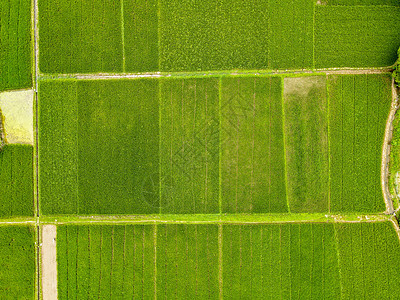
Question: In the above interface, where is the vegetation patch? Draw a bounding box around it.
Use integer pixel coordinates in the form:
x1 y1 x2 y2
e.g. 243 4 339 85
315 6 400 68
0 226 35 298
0 0 31 91
328 74 391 212
39 0 123 73
220 76 287 213
335 221 400 299
223 223 341 299
0 144 34 217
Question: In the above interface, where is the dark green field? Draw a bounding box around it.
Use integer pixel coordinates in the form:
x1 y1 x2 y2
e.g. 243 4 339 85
0 0 32 91
0 145 33 217
0 226 35 298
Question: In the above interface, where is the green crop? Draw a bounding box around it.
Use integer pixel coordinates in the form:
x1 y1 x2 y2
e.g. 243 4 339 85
0 226 35 299
0 0 31 91
328 74 391 213
0 145 33 217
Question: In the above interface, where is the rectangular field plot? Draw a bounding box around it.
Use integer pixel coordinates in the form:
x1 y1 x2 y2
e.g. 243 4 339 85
123 0 158 72
315 6 400 68
157 224 219 299
159 0 314 71
335 222 400 299
0 145 33 217
160 78 219 213
39 79 159 215
220 76 287 213
57 224 218 299
0 0 31 91
39 0 123 73
0 226 35 298
57 225 156 299
283 76 329 213
222 223 341 299
328 74 391 212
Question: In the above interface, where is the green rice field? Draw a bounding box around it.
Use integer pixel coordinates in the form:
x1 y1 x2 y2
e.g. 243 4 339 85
0 145 34 217
38 74 391 215
0 226 36 298
56 221 400 299
0 0 32 91
38 0 400 73
2 0 400 298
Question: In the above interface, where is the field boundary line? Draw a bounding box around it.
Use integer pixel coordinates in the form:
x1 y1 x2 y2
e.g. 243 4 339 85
37 68 392 80
218 78 222 214
280 78 291 213
381 78 398 214
326 75 331 213
37 213 391 225
218 224 223 300
120 0 126 72
389 217 400 242
153 224 157 299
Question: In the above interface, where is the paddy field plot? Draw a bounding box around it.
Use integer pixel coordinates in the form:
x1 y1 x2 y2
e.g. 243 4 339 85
56 224 218 299
54 222 400 299
335 221 400 299
220 76 287 213
38 0 400 74
38 79 159 215
328 74 391 212
315 6 400 68
38 74 391 215
0 225 35 299
0 145 33 217
0 0 32 91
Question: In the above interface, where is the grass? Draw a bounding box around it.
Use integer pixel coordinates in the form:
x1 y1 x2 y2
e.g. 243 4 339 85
38 0 123 73
39 79 159 215
160 78 220 213
0 225 35 299
328 74 391 213
325 0 399 5
335 221 400 299
0 0 32 91
220 76 287 213
389 111 400 209
222 223 341 299
0 145 33 217
315 6 400 68
283 76 329 213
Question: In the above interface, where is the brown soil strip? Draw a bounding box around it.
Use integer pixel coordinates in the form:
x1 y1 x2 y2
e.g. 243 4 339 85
42 225 57 300
381 78 398 214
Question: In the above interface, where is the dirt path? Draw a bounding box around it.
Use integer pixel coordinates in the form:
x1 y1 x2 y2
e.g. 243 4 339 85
381 78 398 215
42 225 57 300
